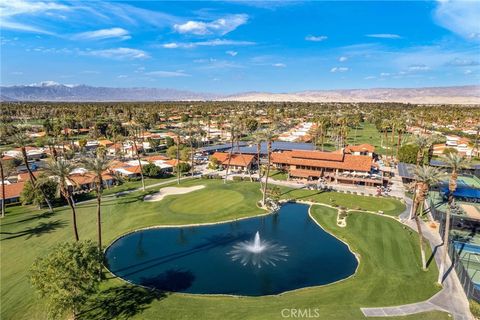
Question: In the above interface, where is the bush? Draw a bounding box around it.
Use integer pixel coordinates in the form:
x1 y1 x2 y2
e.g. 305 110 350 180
174 162 191 173
398 144 419 164
469 300 480 319
232 176 244 181
142 163 162 177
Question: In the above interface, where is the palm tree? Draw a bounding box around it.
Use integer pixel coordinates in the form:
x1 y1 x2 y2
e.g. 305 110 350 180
0 158 6 218
395 119 407 160
45 159 79 241
252 131 264 184
12 132 54 213
438 153 468 283
412 165 444 270
412 135 431 166
224 118 237 184
82 156 111 250
261 128 276 206
128 125 145 191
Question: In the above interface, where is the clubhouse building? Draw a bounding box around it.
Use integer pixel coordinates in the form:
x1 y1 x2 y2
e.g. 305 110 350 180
271 144 386 186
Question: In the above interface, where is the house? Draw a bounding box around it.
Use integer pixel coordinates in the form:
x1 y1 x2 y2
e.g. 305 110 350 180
98 139 114 148
0 181 25 205
433 135 478 158
344 144 375 157
4 147 46 160
67 172 115 194
211 152 256 171
271 149 385 186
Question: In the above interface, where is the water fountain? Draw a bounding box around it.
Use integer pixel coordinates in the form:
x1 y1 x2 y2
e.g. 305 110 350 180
228 231 288 268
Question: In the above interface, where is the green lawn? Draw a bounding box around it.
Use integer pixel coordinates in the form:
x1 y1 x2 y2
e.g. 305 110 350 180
268 169 289 181
278 187 406 216
320 122 411 156
1 179 446 320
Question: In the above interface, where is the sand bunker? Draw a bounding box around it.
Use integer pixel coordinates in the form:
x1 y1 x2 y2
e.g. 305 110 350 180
144 185 205 202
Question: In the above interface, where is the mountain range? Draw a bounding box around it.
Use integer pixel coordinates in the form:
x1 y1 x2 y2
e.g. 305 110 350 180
1 82 479 104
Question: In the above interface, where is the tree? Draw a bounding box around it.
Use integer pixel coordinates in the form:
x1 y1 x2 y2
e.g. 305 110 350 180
411 165 443 270
13 131 54 213
208 156 221 170
261 128 276 206
398 144 419 164
165 136 174 148
45 159 80 241
30 241 103 320
252 131 264 184
131 130 146 192
438 153 468 283
20 176 58 209
81 156 111 251
175 162 191 173
142 163 162 177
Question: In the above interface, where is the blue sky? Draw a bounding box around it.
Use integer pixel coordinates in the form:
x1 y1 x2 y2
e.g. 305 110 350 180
1 0 479 93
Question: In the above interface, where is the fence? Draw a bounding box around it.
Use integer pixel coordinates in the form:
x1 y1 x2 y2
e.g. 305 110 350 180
431 197 480 302
449 243 480 302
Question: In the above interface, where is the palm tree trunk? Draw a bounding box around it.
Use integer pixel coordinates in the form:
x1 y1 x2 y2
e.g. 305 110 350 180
262 141 271 206
439 173 457 283
396 131 402 160
132 140 145 191
176 135 181 185
22 147 53 213
257 143 262 182
414 200 427 270
96 193 102 249
190 140 195 177
65 193 79 241
224 133 234 184
1 160 5 218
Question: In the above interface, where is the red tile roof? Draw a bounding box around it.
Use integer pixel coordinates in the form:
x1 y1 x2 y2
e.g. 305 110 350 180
0 182 25 200
18 171 41 181
212 152 255 167
143 155 169 162
272 150 372 172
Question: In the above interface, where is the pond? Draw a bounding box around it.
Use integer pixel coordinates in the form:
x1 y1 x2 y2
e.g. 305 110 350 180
105 203 358 296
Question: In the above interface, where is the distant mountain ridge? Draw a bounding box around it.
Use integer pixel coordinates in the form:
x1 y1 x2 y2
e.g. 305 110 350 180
225 85 480 104
0 82 218 102
1 82 479 104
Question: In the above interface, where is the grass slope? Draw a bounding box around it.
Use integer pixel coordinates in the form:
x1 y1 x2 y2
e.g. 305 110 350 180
1 180 445 320
278 187 406 216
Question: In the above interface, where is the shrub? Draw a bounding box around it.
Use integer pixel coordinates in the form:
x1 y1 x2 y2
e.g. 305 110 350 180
470 300 480 319
232 176 243 181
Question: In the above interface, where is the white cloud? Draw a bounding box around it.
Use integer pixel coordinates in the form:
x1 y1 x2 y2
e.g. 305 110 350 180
364 76 376 80
434 0 480 40
407 64 430 71
330 67 349 73
117 75 128 78
272 63 286 68
305 35 328 42
226 50 238 56
145 70 190 77
448 58 479 66
161 39 255 49
380 72 391 76
338 56 348 62
10 71 23 75
173 14 248 36
366 34 401 39
84 47 149 59
464 69 473 75
74 28 131 41
0 0 69 34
